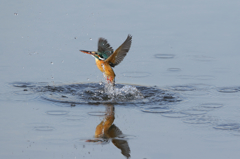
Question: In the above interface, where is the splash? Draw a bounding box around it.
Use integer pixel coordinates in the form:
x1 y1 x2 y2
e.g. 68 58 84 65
101 73 144 102
11 82 181 105
103 82 144 101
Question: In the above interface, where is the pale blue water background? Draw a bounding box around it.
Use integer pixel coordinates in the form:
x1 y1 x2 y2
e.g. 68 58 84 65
1 0 240 159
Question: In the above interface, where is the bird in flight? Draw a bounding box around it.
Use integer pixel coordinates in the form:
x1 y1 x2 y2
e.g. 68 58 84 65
80 35 132 85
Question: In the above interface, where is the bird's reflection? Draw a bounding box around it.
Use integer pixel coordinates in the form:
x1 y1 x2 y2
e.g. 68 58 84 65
86 104 131 158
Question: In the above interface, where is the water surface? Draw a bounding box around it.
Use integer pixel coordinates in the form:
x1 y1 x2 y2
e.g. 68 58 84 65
1 0 240 159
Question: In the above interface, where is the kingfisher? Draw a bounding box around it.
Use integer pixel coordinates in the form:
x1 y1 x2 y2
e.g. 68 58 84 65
80 35 132 84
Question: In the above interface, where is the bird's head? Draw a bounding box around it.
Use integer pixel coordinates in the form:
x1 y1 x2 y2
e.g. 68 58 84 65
80 50 104 60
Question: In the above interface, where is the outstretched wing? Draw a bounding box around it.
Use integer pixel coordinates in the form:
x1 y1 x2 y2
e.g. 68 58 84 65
105 35 132 67
109 125 130 159
98 38 113 59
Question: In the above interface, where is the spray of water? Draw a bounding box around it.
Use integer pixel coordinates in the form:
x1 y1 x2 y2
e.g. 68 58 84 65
102 78 144 102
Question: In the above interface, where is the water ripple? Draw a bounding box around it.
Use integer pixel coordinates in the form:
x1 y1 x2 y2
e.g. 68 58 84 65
87 111 106 116
46 110 69 115
213 123 240 131
200 103 223 109
161 112 188 118
34 126 55 131
183 115 215 124
121 72 151 78
170 85 196 91
217 87 239 93
141 106 172 113
154 54 175 59
167 68 181 72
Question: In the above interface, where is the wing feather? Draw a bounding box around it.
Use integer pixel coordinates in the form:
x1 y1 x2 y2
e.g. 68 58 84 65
98 38 113 59
105 35 132 67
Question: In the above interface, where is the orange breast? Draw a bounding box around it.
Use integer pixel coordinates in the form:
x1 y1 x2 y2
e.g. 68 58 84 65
95 59 105 72
95 59 115 83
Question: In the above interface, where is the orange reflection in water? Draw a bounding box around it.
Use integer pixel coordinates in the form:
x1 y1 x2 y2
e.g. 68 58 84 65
86 104 131 158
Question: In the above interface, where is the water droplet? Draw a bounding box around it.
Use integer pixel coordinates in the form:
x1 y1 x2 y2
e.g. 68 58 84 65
90 38 92 40
14 13 18 16
51 62 53 65
61 60 64 63
74 37 77 39
51 76 54 79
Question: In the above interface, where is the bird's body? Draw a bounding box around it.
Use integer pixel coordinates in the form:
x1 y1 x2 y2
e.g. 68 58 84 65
95 58 115 82
80 35 132 84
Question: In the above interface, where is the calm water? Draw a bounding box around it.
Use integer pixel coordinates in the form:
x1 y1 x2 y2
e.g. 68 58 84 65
1 0 240 159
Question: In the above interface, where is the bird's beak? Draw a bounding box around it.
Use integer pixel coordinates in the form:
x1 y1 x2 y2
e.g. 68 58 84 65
79 50 93 55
